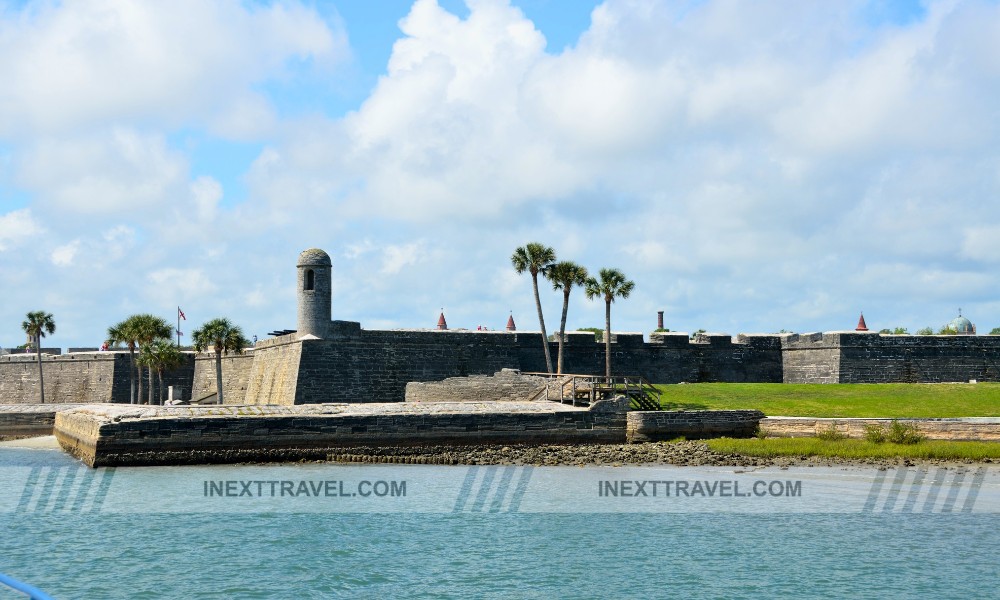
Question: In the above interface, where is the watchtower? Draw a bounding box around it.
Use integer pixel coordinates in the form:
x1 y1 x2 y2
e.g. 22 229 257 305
297 248 332 338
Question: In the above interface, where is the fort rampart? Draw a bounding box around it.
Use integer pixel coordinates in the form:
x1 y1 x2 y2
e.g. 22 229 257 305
4 331 1000 405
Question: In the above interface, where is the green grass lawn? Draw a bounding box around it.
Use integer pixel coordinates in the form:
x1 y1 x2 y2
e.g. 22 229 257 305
706 437 1000 461
654 383 1000 418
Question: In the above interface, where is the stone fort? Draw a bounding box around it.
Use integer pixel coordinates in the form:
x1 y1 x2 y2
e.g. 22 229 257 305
3 247 1000 405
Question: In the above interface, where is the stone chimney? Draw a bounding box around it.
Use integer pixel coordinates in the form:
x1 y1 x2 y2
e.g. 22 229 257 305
657 311 664 330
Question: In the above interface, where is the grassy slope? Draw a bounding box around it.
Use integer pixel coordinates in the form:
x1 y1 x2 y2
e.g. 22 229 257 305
654 383 1000 418
706 437 1000 461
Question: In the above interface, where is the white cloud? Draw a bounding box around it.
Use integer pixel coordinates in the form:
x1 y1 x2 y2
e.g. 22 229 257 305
5 0 1000 348
50 240 80 266
147 268 219 301
16 129 187 215
0 0 346 137
0 208 43 251
190 176 223 223
380 241 427 275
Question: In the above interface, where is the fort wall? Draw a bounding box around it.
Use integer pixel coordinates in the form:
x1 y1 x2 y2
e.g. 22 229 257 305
7 331 1000 405
782 333 1000 383
405 369 550 403
0 351 196 405
192 352 254 403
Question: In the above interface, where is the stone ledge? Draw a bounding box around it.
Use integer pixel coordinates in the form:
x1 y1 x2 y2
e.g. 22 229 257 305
626 410 765 442
761 417 1000 441
55 398 630 467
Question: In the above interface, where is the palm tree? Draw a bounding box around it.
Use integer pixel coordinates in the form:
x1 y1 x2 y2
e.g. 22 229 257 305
545 261 589 375
107 318 140 404
21 311 55 404
585 268 635 378
107 314 172 404
511 243 556 373
139 339 185 405
192 318 249 405
133 315 173 404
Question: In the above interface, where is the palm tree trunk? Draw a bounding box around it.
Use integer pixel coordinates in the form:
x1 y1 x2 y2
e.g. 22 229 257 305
35 333 45 404
604 299 612 378
147 366 154 405
136 357 144 404
158 370 165 405
128 345 136 404
215 351 225 405
557 289 570 375
532 272 553 373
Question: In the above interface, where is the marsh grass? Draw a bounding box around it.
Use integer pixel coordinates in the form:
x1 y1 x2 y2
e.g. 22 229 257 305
706 437 1000 461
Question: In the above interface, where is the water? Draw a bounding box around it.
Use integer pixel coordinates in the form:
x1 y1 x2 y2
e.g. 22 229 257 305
3 445 999 599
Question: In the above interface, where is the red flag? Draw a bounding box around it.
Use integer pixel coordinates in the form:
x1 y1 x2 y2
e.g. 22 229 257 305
178 307 186 320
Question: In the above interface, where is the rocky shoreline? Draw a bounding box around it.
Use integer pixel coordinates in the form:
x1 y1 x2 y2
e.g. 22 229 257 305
324 441 996 469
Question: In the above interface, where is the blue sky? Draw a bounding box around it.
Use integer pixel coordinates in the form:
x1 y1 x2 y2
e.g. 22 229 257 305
2 0 1000 349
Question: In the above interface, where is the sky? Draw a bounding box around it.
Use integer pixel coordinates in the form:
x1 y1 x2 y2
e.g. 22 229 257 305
2 0 1000 349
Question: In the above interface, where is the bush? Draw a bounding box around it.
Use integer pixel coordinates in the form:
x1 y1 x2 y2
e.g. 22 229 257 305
817 423 847 441
990 327 1000 335
864 423 887 443
916 327 934 335
887 420 924 444
863 420 924 444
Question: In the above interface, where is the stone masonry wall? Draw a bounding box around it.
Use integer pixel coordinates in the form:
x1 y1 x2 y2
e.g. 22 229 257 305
243 336 302 406
627 410 766 441
405 369 550 403
292 330 521 404
781 333 841 384
0 352 123 404
837 333 1000 383
783 333 1000 383
55 397 630 467
192 352 254 403
0 351 196 404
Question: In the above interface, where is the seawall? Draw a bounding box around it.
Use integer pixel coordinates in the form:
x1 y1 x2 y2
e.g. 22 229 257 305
55 397 630 467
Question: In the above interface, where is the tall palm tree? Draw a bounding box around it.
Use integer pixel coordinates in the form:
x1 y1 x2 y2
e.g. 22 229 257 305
192 318 249 405
107 318 140 404
585 268 636 378
139 339 185 405
133 315 173 404
21 311 55 404
545 261 589 375
511 242 556 373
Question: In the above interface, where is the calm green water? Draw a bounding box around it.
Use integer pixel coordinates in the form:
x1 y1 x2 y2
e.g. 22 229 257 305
3 447 999 599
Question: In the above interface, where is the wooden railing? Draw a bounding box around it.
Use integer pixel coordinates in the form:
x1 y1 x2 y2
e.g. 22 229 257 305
523 373 661 410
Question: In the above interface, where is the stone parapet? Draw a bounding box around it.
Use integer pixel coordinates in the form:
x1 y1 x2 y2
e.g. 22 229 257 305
626 410 765 442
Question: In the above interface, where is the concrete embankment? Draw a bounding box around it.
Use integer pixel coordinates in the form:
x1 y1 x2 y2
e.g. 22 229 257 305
761 417 1000 441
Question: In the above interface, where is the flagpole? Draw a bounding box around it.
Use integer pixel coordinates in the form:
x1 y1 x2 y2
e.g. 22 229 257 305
177 307 181 347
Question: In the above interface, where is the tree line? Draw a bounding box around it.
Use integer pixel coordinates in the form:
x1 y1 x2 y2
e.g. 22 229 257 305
512 242 634 378
18 311 248 404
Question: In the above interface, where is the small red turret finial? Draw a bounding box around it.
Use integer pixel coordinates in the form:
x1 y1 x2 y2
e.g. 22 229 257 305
437 311 448 330
506 314 516 332
856 312 869 332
